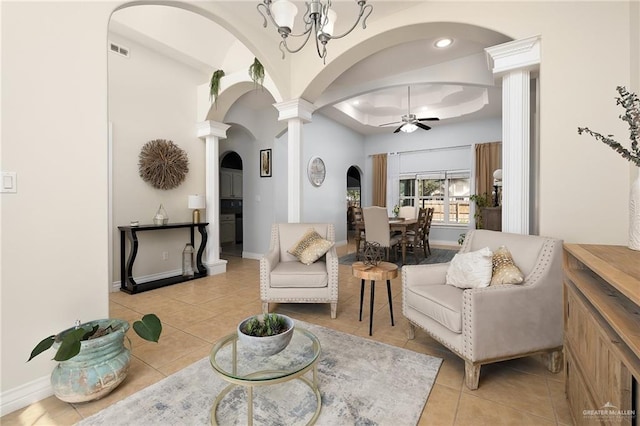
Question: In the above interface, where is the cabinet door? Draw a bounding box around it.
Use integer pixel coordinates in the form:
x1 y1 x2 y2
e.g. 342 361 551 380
220 171 232 198
220 222 235 244
232 172 242 198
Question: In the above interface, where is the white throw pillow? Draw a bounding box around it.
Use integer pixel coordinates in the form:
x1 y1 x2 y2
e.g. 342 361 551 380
445 247 493 289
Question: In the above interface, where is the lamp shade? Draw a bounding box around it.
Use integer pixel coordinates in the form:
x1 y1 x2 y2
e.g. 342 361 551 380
271 0 298 30
321 8 337 36
493 169 503 181
188 195 206 210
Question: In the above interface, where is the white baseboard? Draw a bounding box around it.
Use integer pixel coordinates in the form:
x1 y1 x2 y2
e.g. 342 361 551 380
111 268 183 291
206 259 227 275
242 252 262 260
1 375 52 417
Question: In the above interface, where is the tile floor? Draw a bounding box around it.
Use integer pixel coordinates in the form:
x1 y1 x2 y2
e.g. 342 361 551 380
2 241 573 426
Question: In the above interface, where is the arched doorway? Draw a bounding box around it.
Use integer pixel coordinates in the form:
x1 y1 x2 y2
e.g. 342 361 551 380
346 165 362 236
220 151 243 257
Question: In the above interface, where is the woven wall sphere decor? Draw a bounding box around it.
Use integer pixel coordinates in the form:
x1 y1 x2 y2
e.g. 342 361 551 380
138 139 189 190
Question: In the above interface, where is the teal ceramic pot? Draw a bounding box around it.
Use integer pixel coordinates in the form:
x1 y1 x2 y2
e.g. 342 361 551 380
50 319 131 403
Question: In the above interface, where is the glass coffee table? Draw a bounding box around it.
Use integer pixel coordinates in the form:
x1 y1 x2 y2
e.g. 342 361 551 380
209 327 322 425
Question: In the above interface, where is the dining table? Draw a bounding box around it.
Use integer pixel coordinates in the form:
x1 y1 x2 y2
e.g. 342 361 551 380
354 217 418 265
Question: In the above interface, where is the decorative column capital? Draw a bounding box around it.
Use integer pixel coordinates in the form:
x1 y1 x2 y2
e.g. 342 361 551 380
485 35 541 76
197 120 230 139
273 98 316 123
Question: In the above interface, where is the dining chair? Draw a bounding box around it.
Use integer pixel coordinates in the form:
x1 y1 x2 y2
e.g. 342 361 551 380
352 206 366 259
423 208 434 256
398 205 417 220
362 206 402 261
405 207 428 263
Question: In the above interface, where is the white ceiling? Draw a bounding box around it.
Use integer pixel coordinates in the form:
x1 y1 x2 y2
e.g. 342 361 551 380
110 3 509 136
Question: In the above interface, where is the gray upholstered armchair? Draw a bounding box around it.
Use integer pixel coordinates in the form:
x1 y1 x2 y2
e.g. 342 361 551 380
260 223 339 318
402 229 563 390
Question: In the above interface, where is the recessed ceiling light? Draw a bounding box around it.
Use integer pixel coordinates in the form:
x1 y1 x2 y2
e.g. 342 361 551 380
435 38 453 48
353 100 360 105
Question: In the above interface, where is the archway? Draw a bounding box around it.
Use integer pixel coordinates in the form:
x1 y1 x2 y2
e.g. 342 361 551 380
346 165 362 235
220 151 243 257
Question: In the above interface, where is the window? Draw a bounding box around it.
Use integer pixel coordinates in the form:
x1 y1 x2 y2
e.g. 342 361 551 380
399 178 415 206
400 171 470 225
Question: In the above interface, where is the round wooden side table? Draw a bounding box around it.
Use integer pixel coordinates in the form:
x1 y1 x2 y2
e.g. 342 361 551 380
351 261 399 336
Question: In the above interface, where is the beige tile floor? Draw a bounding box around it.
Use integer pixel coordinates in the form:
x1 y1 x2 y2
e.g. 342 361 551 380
2 241 573 426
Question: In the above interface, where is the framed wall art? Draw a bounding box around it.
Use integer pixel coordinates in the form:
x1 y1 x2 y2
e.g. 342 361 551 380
260 149 272 178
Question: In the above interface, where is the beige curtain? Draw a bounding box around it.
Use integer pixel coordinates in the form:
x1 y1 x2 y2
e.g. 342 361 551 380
475 142 502 198
372 153 387 207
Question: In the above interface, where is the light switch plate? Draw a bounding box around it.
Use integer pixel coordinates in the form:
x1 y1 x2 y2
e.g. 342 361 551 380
1 172 17 193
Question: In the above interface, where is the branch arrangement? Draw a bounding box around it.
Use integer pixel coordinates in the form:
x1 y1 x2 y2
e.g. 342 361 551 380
138 139 189 190
578 86 640 167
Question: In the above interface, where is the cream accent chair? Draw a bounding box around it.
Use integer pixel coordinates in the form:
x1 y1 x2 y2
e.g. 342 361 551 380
402 229 564 390
260 223 339 319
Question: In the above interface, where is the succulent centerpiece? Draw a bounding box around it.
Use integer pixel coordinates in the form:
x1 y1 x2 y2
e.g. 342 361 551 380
237 313 294 356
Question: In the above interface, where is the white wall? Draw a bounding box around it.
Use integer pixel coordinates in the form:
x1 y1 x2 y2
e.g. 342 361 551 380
109 33 207 284
1 1 115 411
302 114 366 244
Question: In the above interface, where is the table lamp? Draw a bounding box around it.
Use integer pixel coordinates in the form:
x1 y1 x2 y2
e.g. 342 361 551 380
188 195 206 223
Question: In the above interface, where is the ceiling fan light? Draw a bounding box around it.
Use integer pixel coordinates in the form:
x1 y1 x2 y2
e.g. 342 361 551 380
435 38 453 48
400 123 418 133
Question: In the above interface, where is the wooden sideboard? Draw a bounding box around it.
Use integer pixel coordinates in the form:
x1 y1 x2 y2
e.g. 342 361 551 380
563 244 640 425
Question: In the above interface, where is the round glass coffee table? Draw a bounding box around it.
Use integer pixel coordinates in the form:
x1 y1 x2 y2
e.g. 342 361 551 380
209 327 322 425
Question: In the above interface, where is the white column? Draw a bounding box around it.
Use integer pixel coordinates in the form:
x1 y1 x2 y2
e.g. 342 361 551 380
273 99 316 223
197 120 231 275
486 35 541 234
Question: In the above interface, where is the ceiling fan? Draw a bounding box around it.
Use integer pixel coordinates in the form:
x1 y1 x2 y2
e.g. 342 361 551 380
379 87 440 133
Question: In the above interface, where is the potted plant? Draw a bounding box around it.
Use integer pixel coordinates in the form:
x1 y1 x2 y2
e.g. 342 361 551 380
237 313 294 356
28 314 162 403
209 69 225 104
578 86 640 250
248 57 265 89
470 193 491 229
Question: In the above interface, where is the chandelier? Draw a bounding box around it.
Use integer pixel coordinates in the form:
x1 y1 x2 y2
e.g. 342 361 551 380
257 0 373 61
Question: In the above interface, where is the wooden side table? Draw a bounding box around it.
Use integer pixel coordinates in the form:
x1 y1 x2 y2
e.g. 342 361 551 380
351 261 399 336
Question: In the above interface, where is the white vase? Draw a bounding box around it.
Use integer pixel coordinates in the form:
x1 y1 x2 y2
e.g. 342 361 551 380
629 171 640 250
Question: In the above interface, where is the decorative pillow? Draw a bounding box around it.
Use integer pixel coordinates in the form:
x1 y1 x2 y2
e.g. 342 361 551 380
288 228 334 265
491 246 524 285
445 247 493 289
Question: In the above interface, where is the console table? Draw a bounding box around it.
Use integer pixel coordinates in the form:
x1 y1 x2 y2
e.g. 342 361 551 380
118 222 208 294
563 244 639 425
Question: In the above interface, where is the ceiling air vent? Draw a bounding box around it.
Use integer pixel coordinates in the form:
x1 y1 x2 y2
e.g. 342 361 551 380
109 41 130 58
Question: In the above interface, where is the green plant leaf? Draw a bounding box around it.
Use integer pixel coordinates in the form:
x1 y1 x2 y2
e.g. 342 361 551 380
27 335 55 362
248 57 265 89
54 328 86 361
133 314 162 343
209 69 225 103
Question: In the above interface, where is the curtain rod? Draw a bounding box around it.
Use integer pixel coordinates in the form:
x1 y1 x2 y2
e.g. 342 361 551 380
368 144 471 157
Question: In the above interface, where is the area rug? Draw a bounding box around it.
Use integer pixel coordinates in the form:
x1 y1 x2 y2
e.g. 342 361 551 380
339 247 457 267
77 321 442 426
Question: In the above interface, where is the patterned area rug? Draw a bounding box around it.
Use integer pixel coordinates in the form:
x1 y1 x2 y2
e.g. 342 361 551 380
77 321 442 426
339 247 458 267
